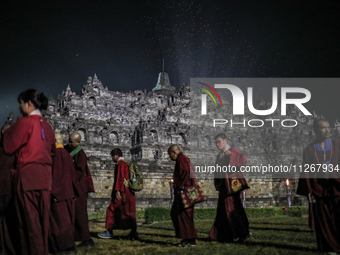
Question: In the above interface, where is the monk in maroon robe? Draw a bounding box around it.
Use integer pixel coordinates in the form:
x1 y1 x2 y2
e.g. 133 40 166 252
49 133 77 254
0 124 16 255
297 119 340 253
168 144 197 247
68 131 95 247
209 133 250 243
98 148 137 240
3 89 55 255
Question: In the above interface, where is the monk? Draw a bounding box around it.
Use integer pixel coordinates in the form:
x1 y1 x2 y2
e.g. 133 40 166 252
68 131 95 247
98 148 137 240
168 144 197 247
49 133 77 254
3 89 55 255
297 119 340 253
0 124 16 255
209 133 250 243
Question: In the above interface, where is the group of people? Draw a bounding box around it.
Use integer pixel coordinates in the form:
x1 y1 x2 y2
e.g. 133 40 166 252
96 134 251 248
0 89 95 254
0 88 252 254
0 88 339 255
168 119 340 254
0 89 142 255
167 134 251 247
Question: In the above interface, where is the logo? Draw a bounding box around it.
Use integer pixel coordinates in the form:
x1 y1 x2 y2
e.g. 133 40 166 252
194 79 313 128
197 82 222 115
231 178 242 192
200 84 311 116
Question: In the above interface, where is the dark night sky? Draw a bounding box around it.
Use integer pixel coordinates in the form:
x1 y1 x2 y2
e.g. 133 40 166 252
1 1 340 124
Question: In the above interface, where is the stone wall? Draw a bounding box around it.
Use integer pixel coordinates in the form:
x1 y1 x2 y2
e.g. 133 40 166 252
83 146 308 216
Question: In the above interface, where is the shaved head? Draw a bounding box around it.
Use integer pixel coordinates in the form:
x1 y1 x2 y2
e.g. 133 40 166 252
168 144 181 161
69 131 81 149
168 144 181 153
55 133 63 145
70 132 81 142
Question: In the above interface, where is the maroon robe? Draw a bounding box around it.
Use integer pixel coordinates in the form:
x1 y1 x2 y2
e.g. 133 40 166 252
49 147 76 253
170 152 197 240
209 147 250 242
72 148 91 241
3 115 55 255
0 145 16 255
297 139 340 253
105 160 136 231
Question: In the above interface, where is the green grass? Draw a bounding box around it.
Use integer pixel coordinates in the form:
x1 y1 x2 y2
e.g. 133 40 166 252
76 217 318 255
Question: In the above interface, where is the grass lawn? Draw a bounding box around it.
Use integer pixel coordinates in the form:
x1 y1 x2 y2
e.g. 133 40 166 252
76 217 318 255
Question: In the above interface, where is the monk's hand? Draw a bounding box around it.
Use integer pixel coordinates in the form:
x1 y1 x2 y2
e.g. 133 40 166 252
115 191 121 200
224 150 231 156
307 193 312 204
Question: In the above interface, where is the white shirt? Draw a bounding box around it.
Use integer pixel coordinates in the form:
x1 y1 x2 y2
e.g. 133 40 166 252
223 144 231 152
30 109 42 116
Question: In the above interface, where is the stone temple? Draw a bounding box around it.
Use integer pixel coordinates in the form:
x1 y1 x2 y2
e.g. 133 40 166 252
6 73 340 215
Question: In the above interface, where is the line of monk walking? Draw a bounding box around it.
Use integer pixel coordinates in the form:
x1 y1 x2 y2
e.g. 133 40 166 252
0 89 95 254
0 89 339 254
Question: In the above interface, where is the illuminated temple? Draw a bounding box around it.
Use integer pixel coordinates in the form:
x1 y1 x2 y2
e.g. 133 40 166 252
6 73 338 214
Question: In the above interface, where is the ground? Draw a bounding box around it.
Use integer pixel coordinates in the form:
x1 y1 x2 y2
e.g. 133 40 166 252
75 217 318 255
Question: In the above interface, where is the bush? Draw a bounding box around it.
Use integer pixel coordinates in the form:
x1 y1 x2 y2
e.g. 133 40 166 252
144 206 308 224
145 207 171 224
281 206 308 217
245 208 277 218
89 207 308 223
88 210 106 220
195 208 217 220
89 209 145 220
96 209 106 219
245 206 308 218
136 209 145 219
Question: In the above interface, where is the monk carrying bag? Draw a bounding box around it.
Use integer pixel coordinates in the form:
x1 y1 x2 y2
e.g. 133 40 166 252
180 159 207 208
181 180 207 209
123 161 143 192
